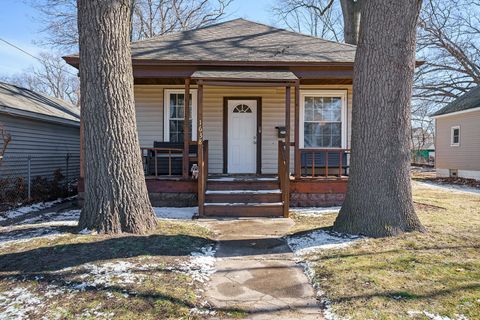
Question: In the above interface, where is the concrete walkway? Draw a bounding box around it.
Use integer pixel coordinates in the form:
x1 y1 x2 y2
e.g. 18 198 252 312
198 218 323 319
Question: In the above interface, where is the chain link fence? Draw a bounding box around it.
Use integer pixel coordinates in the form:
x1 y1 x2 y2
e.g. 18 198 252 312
0 153 80 212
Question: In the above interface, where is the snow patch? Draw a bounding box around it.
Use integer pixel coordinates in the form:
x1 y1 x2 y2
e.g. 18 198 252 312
0 198 65 222
407 310 468 320
154 207 197 220
175 245 217 283
0 226 70 248
67 261 151 289
290 206 341 216
288 229 361 256
414 181 480 195
0 287 43 320
19 209 80 225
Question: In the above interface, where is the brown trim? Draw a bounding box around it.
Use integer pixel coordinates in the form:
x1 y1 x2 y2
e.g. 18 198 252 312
182 79 190 178
63 55 424 69
198 80 297 87
294 83 300 178
223 97 262 175
197 84 204 216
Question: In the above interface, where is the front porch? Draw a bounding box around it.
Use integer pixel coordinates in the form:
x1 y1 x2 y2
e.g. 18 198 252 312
79 71 352 217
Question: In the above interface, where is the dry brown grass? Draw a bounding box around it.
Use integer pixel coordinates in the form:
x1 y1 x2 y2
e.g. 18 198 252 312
0 220 228 319
291 183 480 319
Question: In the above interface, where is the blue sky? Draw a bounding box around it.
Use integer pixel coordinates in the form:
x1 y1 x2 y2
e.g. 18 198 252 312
0 0 276 76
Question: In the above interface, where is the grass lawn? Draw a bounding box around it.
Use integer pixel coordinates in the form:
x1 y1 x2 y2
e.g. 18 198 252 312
0 219 224 319
290 182 480 320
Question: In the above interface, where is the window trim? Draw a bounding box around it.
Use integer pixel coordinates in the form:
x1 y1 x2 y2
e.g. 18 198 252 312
450 125 460 147
299 90 348 149
163 89 198 142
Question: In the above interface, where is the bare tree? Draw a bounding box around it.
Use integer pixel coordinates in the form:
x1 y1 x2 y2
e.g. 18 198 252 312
333 0 426 237
1 52 79 105
271 0 362 45
272 0 343 40
0 124 12 165
415 0 480 106
78 0 156 234
31 0 232 50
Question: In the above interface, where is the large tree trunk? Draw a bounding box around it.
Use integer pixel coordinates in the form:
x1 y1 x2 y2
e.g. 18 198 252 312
340 0 362 45
77 0 156 234
334 0 426 237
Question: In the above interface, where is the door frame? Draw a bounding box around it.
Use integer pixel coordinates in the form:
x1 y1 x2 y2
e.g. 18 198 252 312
223 97 262 174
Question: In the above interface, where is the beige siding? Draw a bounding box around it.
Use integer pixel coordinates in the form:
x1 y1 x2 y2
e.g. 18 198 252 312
134 85 164 146
435 110 480 172
134 84 353 174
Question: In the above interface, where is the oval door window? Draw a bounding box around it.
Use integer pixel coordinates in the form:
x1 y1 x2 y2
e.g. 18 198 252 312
233 104 252 113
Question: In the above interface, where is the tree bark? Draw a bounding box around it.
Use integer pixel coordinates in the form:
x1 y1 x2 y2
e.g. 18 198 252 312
77 0 156 234
340 0 361 45
333 0 426 237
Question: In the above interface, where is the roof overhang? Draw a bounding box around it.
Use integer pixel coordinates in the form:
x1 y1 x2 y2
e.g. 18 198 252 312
0 105 80 127
430 106 480 119
63 55 354 69
191 70 299 86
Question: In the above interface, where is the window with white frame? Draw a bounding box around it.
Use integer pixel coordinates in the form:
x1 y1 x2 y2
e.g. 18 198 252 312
451 126 460 146
164 89 197 142
300 91 347 148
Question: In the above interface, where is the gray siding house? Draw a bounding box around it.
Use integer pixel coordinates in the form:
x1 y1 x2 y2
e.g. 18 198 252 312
0 82 80 180
431 85 480 180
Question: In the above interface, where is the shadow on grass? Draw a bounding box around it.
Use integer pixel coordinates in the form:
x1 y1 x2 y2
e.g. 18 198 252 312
0 234 211 273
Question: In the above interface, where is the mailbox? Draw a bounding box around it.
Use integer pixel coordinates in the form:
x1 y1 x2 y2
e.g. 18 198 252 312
275 126 286 138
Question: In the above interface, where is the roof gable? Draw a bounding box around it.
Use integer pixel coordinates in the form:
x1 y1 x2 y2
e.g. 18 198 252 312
431 85 480 117
129 18 356 64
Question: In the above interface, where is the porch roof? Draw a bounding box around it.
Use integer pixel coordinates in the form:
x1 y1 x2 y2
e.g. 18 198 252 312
190 70 298 83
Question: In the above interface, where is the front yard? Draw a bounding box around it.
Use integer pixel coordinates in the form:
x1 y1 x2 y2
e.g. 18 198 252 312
0 180 479 319
289 182 480 319
0 213 224 319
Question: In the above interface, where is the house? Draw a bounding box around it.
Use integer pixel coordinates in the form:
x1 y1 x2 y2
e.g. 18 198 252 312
64 18 357 217
430 85 480 180
0 81 80 181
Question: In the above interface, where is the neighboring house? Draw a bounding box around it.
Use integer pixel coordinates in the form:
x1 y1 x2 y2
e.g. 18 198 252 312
430 85 480 180
0 82 80 180
65 18 358 217
411 127 435 164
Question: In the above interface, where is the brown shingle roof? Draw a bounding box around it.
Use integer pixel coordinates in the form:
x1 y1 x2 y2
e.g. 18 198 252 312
0 82 79 125
129 19 356 64
431 85 480 117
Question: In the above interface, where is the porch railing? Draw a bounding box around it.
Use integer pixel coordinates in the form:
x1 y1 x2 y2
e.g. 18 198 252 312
141 142 198 178
299 148 350 178
278 141 290 217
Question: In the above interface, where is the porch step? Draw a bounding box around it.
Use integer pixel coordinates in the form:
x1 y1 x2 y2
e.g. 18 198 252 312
207 179 280 191
204 177 284 217
205 190 282 204
203 203 284 217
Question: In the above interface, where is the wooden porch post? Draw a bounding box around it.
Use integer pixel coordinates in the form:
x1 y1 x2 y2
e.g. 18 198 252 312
182 78 190 179
294 82 300 179
285 86 291 172
197 83 205 216
284 85 291 217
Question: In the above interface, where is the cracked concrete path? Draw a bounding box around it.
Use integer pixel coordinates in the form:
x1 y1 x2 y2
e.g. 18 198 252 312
198 218 323 320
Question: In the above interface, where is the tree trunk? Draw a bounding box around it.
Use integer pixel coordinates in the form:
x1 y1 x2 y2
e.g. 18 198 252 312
340 0 361 45
333 0 426 237
77 0 156 234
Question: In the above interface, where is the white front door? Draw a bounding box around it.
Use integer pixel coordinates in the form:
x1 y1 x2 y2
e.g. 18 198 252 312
228 100 257 173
